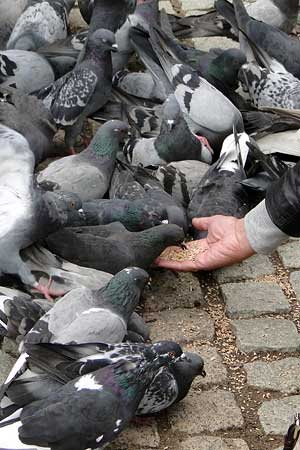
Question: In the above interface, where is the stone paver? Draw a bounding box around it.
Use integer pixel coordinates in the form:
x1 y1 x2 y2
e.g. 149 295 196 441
277 240 300 269
148 308 215 343
214 255 274 283
290 271 300 300
168 389 244 433
178 436 250 450
245 358 300 394
144 270 204 312
259 395 300 435
221 282 290 318
0 350 16 385
159 0 176 14
187 344 228 386
232 319 300 353
108 420 159 450
181 0 215 11
1 337 19 358
193 36 239 51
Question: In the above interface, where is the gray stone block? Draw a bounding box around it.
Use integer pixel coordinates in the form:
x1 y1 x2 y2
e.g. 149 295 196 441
259 395 300 435
245 358 300 394
278 240 300 269
147 308 215 344
0 350 15 385
221 282 290 318
214 255 274 284
108 419 159 449
232 319 300 353
187 343 228 386
290 271 300 302
169 389 244 433
144 270 203 312
178 436 250 450
193 36 239 51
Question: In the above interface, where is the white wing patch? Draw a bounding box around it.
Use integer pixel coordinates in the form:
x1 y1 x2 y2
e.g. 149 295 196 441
75 374 104 391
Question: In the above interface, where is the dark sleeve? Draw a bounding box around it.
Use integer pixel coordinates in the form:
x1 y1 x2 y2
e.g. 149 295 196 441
265 161 300 237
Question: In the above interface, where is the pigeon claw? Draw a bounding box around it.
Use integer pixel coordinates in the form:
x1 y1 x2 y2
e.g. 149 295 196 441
33 277 64 301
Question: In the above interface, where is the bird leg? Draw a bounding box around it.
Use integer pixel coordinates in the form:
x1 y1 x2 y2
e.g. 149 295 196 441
81 135 91 148
67 147 76 155
33 277 65 302
195 135 213 153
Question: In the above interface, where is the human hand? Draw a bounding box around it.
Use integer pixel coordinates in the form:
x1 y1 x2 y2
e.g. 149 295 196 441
155 215 255 272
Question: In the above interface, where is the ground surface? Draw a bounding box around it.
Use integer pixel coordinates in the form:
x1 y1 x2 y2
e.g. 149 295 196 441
1 1 300 450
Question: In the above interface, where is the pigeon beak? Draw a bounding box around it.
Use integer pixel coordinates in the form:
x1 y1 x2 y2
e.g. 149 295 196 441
111 43 119 53
167 119 175 131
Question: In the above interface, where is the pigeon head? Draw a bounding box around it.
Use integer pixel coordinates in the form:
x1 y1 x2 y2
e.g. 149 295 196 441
210 48 246 90
172 352 206 402
101 267 149 320
90 120 129 157
126 201 164 230
161 94 182 132
42 190 83 227
87 28 118 53
143 223 185 248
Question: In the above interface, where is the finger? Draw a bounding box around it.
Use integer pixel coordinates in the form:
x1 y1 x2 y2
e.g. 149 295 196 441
154 257 199 272
192 217 213 231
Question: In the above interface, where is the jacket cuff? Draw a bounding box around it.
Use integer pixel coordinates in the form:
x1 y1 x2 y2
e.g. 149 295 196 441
244 200 288 254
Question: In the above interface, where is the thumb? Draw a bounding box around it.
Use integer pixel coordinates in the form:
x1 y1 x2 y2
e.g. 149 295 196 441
192 216 213 231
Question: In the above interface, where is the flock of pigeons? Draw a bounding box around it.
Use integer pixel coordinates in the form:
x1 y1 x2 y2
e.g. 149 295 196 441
0 0 298 449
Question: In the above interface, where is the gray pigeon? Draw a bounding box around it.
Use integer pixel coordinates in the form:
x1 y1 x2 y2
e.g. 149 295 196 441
38 29 118 154
215 0 300 80
137 25 244 151
0 125 83 300
124 94 213 166
0 49 55 93
0 87 57 164
6 0 75 51
0 0 28 49
25 267 150 345
242 0 298 34
45 223 185 274
239 59 300 110
37 120 129 201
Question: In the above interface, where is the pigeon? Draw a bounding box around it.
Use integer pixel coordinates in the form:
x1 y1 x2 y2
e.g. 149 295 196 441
113 69 168 102
188 131 253 238
72 198 166 231
109 162 189 232
137 351 206 414
242 0 298 34
140 25 244 151
86 0 137 33
45 223 185 274
0 340 181 419
215 0 300 80
37 120 129 201
0 347 174 450
239 59 300 110
24 267 150 345
6 0 75 51
124 94 213 166
283 413 300 450
0 49 55 93
0 87 57 164
37 29 118 154
154 160 210 207
0 125 83 300
242 107 300 139
0 0 28 49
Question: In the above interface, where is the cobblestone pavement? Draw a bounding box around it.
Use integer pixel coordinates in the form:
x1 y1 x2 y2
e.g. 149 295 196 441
1 1 300 450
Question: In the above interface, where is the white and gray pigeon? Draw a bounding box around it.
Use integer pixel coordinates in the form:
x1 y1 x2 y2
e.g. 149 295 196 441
124 94 213 166
6 0 75 51
145 26 244 151
0 87 57 164
37 120 129 201
24 267 150 345
38 29 118 154
0 125 83 300
239 58 300 110
0 0 28 49
0 49 55 93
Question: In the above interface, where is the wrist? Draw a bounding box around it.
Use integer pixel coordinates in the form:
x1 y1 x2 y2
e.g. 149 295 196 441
235 218 256 258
